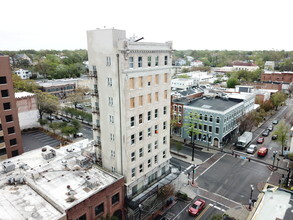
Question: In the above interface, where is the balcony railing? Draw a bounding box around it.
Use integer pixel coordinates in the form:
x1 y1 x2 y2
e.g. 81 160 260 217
91 89 99 97
93 125 101 132
92 107 100 114
88 70 97 78
93 140 101 146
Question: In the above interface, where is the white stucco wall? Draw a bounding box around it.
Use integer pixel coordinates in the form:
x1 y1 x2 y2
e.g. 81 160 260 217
18 110 39 130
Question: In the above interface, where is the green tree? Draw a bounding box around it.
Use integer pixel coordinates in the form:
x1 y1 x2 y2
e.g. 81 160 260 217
157 184 174 209
273 120 290 155
67 87 85 108
177 74 190 78
36 91 59 119
12 74 40 92
49 122 61 134
61 126 76 137
71 119 81 136
38 119 48 128
271 92 287 110
175 142 183 154
226 77 240 88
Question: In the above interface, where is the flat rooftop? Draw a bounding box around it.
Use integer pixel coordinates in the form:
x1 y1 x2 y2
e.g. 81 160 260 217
174 96 242 112
0 140 122 219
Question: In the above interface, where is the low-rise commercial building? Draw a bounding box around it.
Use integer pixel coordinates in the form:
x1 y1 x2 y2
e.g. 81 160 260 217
261 71 293 84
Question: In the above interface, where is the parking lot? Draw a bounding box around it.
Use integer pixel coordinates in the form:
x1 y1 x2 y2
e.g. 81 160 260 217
22 129 61 152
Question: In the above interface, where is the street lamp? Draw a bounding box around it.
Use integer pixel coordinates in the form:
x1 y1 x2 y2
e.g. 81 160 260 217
249 185 254 210
191 130 195 162
192 164 196 184
207 134 210 151
138 204 142 220
272 151 278 170
276 158 280 170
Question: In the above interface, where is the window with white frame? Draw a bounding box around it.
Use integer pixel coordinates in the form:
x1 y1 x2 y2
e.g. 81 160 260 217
154 109 158 118
209 125 212 132
178 106 182 113
111 150 115 158
147 56 151 67
139 131 143 141
216 127 219 134
131 134 135 145
163 136 166 144
139 148 143 157
204 124 207 131
112 167 115 172
106 57 111 66
216 117 220 123
129 57 134 68
164 56 168 65
210 115 213 122
107 77 112 87
155 56 159 66
148 111 151 121
163 121 167 130
131 152 135 162
108 97 113 106
148 159 151 168
154 140 158 149
148 143 151 153
163 150 166 158
131 116 135 127
154 125 158 134
204 115 208 121
139 164 143 173
138 57 142 68
139 114 143 124
163 106 167 115
148 127 151 136
110 133 115 141
109 115 114 123
154 155 158 163
131 168 135 177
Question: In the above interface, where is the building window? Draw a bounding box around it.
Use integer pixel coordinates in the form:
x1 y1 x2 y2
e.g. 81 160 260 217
138 76 143 88
95 203 104 216
8 127 15 134
164 73 168 83
216 117 220 123
0 77 7 84
108 97 113 106
107 77 112 86
163 150 166 158
139 95 143 106
204 124 207 131
148 111 151 121
148 93 152 104
112 167 115 172
163 121 167 130
111 150 115 158
148 127 151 136
139 164 143 173
148 159 151 168
164 56 168 65
131 134 135 145
216 127 219 134
139 131 143 141
138 56 142 68
5 115 13 122
106 57 111 66
155 92 159 102
154 155 158 163
154 140 158 149
178 106 182 113
129 78 134 89
154 125 158 134
110 133 115 141
1 90 9 97
164 90 167 99
139 148 143 157
112 193 120 205
131 116 135 127
163 106 167 115
148 56 152 67
204 115 208 121
76 214 87 220
130 97 135 108
9 138 17 146
155 74 159 84
109 115 114 123
131 168 136 177
139 114 143 124
148 143 152 153
3 102 11 110
209 126 212 132
163 136 166 144
210 115 213 122
198 124 202 130
131 152 136 162
147 75 152 86
129 57 134 68
154 109 158 118
155 56 159 66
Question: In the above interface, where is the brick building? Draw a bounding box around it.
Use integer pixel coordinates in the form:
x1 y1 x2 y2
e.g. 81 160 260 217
0 55 23 160
261 72 293 83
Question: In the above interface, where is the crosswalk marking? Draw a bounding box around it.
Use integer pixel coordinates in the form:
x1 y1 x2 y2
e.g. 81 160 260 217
209 204 226 212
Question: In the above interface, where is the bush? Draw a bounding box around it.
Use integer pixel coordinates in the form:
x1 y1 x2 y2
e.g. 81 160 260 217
176 192 188 200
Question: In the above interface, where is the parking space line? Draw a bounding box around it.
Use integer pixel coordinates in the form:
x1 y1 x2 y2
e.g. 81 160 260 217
195 204 210 219
172 202 190 220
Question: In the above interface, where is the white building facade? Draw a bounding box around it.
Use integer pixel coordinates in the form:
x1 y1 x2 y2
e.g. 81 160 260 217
14 69 32 79
87 29 172 197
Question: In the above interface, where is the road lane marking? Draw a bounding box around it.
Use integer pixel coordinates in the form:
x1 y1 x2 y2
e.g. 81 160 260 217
196 194 230 209
172 202 191 220
195 154 226 181
195 204 210 219
209 204 226 212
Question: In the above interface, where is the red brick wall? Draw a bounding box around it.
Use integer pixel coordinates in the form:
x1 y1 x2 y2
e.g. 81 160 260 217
261 73 293 83
66 177 125 220
16 95 37 113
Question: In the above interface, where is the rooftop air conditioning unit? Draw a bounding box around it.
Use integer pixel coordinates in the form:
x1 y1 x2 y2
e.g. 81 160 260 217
2 161 15 173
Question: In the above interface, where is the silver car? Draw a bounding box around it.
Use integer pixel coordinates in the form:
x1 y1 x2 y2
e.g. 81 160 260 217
247 144 257 154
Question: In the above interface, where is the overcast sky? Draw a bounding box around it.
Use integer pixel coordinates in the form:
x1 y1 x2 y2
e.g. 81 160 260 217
1 0 293 51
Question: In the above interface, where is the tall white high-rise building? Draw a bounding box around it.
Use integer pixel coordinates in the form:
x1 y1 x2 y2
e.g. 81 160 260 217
87 29 172 197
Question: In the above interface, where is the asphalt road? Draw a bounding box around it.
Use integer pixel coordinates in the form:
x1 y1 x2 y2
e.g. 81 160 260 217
170 157 192 172
196 154 271 205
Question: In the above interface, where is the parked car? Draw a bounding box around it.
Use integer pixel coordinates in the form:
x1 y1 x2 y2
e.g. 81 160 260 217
262 130 269 137
257 137 264 144
84 103 91 107
47 115 54 121
257 147 268 157
74 132 83 138
62 118 70 123
268 125 273 131
55 115 62 120
272 134 278 140
247 144 257 154
76 104 84 109
273 120 278 125
188 198 205 216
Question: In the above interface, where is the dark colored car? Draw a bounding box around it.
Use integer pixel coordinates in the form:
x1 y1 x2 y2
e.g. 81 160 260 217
273 120 278 125
62 118 70 123
272 134 278 140
188 198 206 216
257 137 264 144
257 147 268 157
262 130 269 137
55 115 62 120
47 116 54 121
